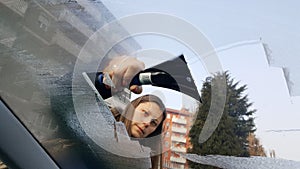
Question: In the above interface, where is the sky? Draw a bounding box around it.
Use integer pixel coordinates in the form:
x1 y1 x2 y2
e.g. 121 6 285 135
101 0 300 161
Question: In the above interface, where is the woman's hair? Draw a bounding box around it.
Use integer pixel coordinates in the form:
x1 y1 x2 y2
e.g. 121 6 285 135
120 94 166 137
110 94 166 169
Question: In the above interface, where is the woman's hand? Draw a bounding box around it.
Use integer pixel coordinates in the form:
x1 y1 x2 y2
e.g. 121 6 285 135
103 56 145 94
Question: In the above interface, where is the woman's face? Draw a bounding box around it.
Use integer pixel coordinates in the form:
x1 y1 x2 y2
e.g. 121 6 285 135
130 102 164 138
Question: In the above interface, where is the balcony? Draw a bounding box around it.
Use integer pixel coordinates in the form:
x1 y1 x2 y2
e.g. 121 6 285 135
163 162 185 169
172 117 187 124
171 126 187 134
171 146 187 153
170 156 186 164
171 136 186 143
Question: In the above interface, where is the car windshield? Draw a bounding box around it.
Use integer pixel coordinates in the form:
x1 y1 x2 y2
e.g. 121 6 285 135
1 1 300 169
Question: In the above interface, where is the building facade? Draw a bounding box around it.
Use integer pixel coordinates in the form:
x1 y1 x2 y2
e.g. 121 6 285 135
162 108 193 169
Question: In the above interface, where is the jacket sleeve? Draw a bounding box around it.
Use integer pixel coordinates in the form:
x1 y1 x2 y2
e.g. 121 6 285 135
94 72 112 100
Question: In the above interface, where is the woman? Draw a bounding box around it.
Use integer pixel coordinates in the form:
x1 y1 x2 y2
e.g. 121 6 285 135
96 56 166 168
110 94 166 169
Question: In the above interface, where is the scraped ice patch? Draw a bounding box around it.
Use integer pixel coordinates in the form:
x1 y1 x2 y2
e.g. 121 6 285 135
73 72 152 159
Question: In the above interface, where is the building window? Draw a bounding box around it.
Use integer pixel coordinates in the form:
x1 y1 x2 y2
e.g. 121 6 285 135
165 131 170 137
38 13 49 32
166 122 170 127
165 141 169 147
167 114 171 119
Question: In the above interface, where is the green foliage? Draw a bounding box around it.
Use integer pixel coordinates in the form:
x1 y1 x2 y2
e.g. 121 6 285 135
188 72 256 169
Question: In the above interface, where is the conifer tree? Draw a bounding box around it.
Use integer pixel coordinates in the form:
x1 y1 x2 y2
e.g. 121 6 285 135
188 72 256 169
